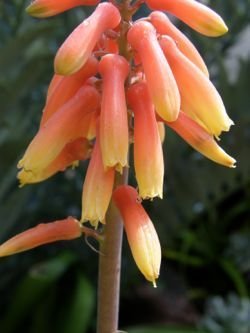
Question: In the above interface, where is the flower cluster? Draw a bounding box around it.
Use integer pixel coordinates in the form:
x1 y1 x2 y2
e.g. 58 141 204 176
0 0 235 286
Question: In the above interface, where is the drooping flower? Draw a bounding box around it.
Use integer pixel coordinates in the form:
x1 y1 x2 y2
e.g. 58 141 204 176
149 11 209 76
113 185 161 286
127 81 164 199
18 85 100 184
160 36 234 138
18 138 92 185
99 54 129 172
127 21 180 122
164 111 236 168
54 3 121 75
0 217 82 257
145 0 228 37
41 56 98 125
26 0 100 18
81 122 115 228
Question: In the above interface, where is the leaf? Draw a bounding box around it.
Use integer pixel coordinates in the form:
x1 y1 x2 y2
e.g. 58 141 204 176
60 274 95 333
1 252 76 333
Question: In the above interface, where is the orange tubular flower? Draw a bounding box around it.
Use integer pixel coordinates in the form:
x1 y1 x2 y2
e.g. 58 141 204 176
54 3 121 75
160 36 234 138
18 85 100 184
113 185 161 286
149 11 209 76
0 217 82 257
145 0 228 37
165 111 236 168
127 21 180 122
18 138 92 185
127 82 164 199
99 54 129 172
81 124 115 227
26 0 100 18
41 56 98 125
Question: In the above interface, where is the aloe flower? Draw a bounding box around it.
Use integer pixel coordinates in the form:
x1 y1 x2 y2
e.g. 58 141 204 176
81 123 115 227
99 54 129 172
18 138 92 184
54 3 121 75
149 11 209 76
165 111 236 168
160 36 234 138
113 186 161 286
127 21 180 122
18 85 100 184
26 0 100 18
0 217 82 257
41 56 98 125
145 0 228 37
127 81 164 199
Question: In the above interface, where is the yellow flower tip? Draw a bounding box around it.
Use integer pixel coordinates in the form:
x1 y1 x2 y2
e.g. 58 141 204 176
17 169 35 187
152 280 157 288
54 57 83 76
140 190 163 200
25 3 47 18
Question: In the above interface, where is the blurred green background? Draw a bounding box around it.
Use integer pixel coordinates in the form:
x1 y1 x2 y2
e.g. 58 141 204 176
0 1 249 332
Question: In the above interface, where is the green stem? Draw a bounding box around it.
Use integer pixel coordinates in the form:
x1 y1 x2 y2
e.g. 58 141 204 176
97 168 128 333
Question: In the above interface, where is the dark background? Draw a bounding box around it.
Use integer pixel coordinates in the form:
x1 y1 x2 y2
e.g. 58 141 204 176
0 1 249 332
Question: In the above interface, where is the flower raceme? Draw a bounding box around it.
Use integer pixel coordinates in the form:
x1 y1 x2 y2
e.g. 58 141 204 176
0 0 236 286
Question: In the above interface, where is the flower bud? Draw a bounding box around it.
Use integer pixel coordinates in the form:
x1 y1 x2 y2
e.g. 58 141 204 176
26 0 100 18
127 82 164 199
99 54 129 172
41 56 98 125
113 186 161 286
18 138 91 185
54 3 121 75
165 111 236 168
0 217 82 257
149 11 209 76
127 21 180 122
81 123 115 227
18 85 100 183
145 0 228 37
160 36 234 138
